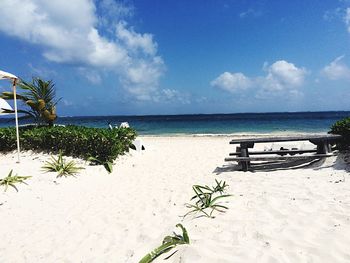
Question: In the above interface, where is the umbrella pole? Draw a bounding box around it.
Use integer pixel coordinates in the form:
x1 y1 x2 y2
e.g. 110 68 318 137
13 79 20 163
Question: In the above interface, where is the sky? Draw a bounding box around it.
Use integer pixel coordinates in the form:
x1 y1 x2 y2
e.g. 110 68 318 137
0 0 350 116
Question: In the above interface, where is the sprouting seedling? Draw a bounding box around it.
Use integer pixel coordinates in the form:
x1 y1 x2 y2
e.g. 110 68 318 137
139 223 190 263
42 150 84 177
0 170 31 192
212 179 229 194
184 180 231 218
190 179 229 199
185 190 231 218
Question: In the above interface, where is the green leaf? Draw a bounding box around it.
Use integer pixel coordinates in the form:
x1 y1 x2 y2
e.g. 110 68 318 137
139 224 189 263
104 161 113 173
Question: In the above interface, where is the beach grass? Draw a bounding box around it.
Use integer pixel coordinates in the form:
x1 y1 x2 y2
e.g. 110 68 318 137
184 180 231 218
42 151 84 177
0 170 31 192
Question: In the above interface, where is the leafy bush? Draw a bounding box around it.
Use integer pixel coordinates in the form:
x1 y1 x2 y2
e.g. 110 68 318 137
329 117 350 150
0 125 136 163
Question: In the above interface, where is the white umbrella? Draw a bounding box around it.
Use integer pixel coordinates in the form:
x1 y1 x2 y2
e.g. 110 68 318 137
0 70 20 163
0 97 13 115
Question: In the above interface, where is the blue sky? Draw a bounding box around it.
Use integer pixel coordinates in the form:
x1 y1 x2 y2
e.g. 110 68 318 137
0 0 350 116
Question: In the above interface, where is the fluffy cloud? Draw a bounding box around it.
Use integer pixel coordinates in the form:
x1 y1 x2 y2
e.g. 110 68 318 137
262 60 307 91
0 0 164 100
116 22 157 56
211 60 306 96
210 72 252 93
159 89 191 104
322 56 350 80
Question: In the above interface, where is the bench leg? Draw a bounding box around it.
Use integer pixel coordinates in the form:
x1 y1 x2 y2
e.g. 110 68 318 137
240 148 250 172
316 143 330 154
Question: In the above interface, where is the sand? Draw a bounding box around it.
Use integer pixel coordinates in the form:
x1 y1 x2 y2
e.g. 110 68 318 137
0 136 350 263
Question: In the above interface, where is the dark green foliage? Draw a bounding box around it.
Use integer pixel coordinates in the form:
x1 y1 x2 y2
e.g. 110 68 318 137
330 117 350 150
139 224 190 263
0 125 136 163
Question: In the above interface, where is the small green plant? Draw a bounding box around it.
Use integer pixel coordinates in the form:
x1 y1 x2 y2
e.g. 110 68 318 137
0 170 31 192
42 151 84 177
139 223 190 263
88 157 113 173
191 179 229 196
184 180 231 218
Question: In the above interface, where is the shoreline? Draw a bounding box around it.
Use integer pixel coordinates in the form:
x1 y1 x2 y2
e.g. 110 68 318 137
139 130 329 137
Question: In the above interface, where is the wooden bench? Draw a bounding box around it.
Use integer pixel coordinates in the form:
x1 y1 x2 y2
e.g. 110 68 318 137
225 153 334 162
225 134 342 171
229 149 317 156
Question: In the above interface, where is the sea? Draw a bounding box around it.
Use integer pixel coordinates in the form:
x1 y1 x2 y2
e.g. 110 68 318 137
0 111 349 136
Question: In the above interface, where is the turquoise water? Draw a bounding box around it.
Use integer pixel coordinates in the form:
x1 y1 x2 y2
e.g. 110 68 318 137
1 111 348 135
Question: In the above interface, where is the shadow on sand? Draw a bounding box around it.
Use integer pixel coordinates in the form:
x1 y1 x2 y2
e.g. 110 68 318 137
214 157 332 174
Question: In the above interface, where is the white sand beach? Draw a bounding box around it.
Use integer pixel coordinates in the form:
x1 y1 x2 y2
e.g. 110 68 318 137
1 136 350 263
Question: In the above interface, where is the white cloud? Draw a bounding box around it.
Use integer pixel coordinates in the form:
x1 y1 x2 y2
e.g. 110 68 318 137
0 0 164 100
116 22 157 56
211 60 307 97
322 55 350 80
210 72 252 93
121 57 165 101
261 60 307 92
159 89 191 104
98 0 133 19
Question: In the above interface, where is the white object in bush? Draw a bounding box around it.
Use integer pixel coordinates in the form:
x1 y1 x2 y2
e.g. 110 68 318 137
120 122 130 128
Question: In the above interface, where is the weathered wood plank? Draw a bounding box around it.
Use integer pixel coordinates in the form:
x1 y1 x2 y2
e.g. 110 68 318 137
229 149 317 156
229 134 342 144
225 153 334 162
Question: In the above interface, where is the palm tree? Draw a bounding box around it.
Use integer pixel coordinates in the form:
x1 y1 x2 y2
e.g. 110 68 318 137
1 77 59 126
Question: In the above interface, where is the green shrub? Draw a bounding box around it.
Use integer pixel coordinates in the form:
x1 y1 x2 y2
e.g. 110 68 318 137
329 117 350 150
0 125 137 162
